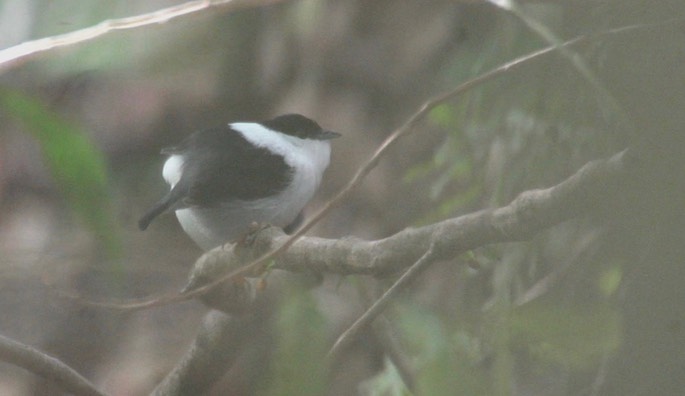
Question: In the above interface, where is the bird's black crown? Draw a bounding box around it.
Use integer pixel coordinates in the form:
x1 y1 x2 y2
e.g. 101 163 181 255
263 114 337 140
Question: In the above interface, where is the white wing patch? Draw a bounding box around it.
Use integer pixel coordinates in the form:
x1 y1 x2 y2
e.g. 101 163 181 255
163 155 184 188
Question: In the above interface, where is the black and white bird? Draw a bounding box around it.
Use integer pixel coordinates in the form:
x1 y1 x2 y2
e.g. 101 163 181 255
138 114 340 250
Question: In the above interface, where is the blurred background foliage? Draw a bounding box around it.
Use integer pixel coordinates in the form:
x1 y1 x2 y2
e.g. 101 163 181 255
1 0 685 395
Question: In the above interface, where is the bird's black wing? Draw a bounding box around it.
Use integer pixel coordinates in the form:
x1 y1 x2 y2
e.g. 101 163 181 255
169 125 294 207
178 125 293 207
139 125 293 229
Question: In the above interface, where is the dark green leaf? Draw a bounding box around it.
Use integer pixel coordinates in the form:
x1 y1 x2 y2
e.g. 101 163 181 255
0 88 121 257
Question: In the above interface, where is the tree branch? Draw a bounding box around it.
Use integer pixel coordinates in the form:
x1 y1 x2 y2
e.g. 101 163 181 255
152 269 312 395
0 0 287 73
0 333 106 396
187 149 632 287
174 148 634 380
151 310 261 396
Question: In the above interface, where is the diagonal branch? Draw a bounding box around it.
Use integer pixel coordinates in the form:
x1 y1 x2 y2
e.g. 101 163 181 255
327 242 440 360
0 0 287 73
487 0 633 129
0 333 106 396
96 33 591 311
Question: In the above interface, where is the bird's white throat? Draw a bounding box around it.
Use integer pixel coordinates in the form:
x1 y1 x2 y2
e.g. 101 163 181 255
230 122 332 174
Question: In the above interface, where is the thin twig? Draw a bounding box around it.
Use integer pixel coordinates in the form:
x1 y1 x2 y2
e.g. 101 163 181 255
327 243 439 360
356 281 416 391
67 19 660 311
0 333 106 396
0 0 286 73
371 314 416 391
487 0 633 130
514 229 603 306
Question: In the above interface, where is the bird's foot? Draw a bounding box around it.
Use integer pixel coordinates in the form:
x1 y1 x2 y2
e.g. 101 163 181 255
237 222 272 247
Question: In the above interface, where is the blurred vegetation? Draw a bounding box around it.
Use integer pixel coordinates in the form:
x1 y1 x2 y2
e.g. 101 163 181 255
1 1 684 395
262 289 328 396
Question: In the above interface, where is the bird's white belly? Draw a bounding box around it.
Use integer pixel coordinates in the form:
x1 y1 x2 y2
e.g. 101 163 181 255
175 172 319 250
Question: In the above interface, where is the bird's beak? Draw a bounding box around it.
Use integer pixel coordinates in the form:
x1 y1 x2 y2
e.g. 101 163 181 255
318 130 341 140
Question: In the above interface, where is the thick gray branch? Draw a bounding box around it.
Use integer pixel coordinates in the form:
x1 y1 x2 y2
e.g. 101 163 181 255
186 149 632 297
151 310 259 396
0 333 106 396
153 271 310 395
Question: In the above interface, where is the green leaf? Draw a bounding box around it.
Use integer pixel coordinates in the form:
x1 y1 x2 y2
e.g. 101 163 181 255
0 88 121 257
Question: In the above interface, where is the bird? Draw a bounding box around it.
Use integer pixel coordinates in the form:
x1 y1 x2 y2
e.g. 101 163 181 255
138 113 340 250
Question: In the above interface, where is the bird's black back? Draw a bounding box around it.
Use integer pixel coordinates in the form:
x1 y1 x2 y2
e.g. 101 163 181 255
167 125 293 207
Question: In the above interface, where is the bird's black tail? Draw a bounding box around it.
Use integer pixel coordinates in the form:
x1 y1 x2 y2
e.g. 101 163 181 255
138 187 185 230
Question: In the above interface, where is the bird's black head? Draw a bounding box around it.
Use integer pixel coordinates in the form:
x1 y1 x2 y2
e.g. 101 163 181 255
263 114 340 140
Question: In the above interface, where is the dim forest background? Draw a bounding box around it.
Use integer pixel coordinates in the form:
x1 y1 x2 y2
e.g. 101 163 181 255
1 0 685 395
